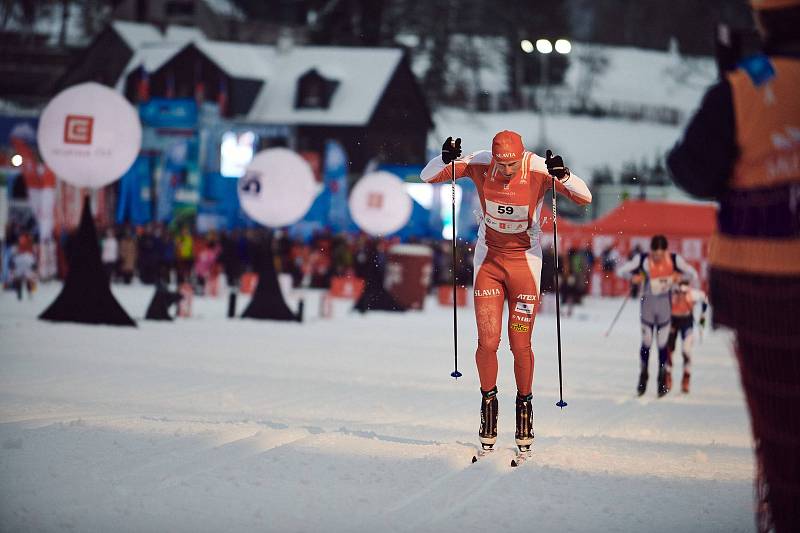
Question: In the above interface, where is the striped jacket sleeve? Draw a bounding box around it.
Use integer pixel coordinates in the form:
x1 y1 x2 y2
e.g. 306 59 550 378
529 153 592 205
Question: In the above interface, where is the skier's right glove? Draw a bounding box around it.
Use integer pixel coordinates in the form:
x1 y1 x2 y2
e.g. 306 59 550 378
441 137 462 164
699 315 707 328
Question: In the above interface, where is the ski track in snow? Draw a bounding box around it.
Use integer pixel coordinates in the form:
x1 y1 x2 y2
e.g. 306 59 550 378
0 284 753 532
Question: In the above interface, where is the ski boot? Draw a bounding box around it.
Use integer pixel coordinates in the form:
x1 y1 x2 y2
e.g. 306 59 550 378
478 386 498 450
657 365 669 397
665 368 673 393
515 392 534 451
511 392 534 467
681 371 691 393
637 369 648 396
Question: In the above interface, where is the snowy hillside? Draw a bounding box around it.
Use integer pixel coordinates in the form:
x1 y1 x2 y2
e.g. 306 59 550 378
0 284 754 532
431 108 685 178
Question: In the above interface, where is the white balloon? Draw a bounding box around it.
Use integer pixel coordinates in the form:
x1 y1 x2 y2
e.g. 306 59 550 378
238 148 317 228
349 171 412 236
37 82 142 188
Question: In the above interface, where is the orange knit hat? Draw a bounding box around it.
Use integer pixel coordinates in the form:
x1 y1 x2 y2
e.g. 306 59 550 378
491 130 524 162
750 0 800 9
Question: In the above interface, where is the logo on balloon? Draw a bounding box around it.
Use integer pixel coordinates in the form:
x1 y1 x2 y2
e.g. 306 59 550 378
237 148 317 228
349 171 412 236
239 171 262 195
63 115 94 144
367 192 384 209
37 82 142 189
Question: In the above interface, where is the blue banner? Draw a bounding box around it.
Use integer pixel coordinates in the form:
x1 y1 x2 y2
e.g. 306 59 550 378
139 98 198 129
116 155 153 225
325 140 352 233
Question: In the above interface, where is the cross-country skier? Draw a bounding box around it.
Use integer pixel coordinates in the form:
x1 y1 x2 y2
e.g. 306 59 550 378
615 235 697 397
667 279 708 393
667 1 800 528
421 131 592 455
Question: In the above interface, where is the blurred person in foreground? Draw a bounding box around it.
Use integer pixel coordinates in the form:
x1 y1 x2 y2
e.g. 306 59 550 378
421 131 592 456
616 235 698 398
667 0 800 530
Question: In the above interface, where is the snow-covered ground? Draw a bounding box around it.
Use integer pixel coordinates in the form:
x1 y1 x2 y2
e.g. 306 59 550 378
1 283 754 532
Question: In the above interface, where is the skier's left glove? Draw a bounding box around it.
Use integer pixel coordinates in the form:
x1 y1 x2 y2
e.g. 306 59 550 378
699 314 707 328
545 150 570 181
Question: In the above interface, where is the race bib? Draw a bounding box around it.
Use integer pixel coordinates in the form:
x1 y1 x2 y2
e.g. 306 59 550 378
649 276 672 296
484 199 529 234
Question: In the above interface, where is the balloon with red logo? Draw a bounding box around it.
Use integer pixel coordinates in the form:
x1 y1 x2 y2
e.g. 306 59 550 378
349 171 412 236
37 82 142 188
238 148 317 228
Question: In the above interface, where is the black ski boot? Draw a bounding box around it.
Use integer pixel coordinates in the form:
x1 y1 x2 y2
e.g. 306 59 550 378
637 368 648 396
479 386 498 449
515 392 534 451
657 365 669 397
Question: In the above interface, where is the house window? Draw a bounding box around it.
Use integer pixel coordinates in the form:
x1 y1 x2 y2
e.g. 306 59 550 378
295 69 339 110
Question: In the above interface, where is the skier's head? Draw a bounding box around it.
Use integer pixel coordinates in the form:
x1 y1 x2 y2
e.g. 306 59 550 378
650 234 668 261
750 0 800 46
678 278 691 292
492 130 524 178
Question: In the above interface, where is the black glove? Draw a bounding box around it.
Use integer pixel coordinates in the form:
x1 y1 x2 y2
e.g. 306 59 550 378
699 315 707 328
545 149 569 180
441 137 462 164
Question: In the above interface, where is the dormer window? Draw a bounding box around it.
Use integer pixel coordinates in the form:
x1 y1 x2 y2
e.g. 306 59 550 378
295 68 339 109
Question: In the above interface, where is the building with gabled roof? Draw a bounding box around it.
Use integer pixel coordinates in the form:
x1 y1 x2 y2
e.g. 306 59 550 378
84 21 433 170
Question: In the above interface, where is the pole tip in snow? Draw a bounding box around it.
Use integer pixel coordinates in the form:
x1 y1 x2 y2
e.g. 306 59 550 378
451 370 463 379
556 400 568 409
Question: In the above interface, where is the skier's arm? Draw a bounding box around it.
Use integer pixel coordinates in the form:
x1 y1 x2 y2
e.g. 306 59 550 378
691 288 709 312
530 154 592 205
615 255 642 279
421 150 492 184
675 254 699 284
666 80 737 199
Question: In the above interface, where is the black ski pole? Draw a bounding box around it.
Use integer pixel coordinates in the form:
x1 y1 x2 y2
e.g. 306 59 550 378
450 158 462 379
550 170 566 408
604 288 631 337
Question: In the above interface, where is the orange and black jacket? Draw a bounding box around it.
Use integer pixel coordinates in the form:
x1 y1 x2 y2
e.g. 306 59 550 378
667 44 800 276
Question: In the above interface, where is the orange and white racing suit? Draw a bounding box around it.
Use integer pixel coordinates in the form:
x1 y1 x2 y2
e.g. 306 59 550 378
421 150 592 395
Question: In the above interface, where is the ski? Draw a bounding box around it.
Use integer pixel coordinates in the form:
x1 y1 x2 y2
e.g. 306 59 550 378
471 447 495 463
510 447 532 467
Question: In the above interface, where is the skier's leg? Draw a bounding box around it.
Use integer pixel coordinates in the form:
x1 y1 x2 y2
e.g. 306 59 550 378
473 250 504 395
667 318 679 370
505 250 540 397
473 248 504 448
638 321 654 395
681 322 694 393
656 321 672 396
504 250 540 450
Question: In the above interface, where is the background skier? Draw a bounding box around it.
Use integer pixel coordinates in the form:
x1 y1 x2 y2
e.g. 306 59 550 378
616 235 698 397
667 279 708 393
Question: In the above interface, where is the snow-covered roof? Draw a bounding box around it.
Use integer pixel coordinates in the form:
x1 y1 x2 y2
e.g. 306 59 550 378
193 40 273 80
192 41 404 125
203 0 245 20
245 46 404 126
111 21 164 50
108 23 405 126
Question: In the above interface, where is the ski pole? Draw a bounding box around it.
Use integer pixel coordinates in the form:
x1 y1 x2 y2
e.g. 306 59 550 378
549 164 566 408
450 158 462 380
604 287 632 337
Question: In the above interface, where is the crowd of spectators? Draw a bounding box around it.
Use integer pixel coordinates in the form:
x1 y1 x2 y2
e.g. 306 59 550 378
4 220 614 309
